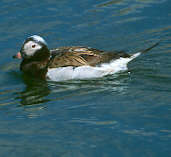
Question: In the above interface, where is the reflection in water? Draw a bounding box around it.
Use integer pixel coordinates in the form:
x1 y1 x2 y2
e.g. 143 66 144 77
49 73 129 98
0 66 129 107
14 72 129 106
15 75 50 106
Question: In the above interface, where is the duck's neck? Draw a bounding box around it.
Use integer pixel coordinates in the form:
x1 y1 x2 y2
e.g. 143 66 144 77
20 54 50 80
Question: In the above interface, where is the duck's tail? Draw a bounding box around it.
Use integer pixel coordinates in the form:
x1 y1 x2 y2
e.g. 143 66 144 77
140 41 160 54
129 41 160 60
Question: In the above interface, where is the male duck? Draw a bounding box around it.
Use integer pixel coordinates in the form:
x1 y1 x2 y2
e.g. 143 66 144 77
13 35 159 81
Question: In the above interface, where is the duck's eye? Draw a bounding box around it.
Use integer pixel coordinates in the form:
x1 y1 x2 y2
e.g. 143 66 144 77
32 44 36 48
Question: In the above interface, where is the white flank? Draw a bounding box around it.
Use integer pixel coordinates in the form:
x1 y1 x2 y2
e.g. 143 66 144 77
46 52 141 81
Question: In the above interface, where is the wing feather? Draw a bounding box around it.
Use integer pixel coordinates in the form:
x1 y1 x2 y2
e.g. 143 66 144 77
48 46 130 68
48 46 102 68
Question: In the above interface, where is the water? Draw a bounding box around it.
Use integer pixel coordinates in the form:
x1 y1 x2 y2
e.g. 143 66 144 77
0 0 171 156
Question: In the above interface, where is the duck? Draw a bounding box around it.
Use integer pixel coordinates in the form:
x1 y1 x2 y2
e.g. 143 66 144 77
13 35 159 81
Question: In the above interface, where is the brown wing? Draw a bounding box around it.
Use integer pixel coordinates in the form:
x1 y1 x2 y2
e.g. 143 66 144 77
48 46 131 68
48 46 103 68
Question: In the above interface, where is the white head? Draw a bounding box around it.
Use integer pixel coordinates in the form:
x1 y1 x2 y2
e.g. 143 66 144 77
20 35 49 59
30 35 47 45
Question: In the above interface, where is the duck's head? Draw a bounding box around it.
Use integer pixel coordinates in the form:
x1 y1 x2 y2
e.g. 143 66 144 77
13 35 50 60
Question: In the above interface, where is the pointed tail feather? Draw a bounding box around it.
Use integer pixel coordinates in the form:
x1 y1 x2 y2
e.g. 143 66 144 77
129 41 160 60
141 41 160 53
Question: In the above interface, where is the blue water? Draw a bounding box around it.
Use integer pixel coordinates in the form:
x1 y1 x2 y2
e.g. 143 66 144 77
0 0 171 156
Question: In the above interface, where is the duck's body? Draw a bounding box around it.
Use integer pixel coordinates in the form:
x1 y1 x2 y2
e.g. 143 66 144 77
49 46 130 68
13 35 159 81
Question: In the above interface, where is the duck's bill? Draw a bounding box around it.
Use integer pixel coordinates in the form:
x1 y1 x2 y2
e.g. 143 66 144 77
13 52 22 59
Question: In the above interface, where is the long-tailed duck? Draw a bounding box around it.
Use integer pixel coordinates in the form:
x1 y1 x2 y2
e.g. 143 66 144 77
13 35 159 81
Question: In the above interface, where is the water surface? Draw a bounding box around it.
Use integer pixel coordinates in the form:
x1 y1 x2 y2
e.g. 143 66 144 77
0 0 171 156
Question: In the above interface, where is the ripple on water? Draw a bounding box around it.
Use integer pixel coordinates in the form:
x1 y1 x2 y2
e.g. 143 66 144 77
0 0 171 156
